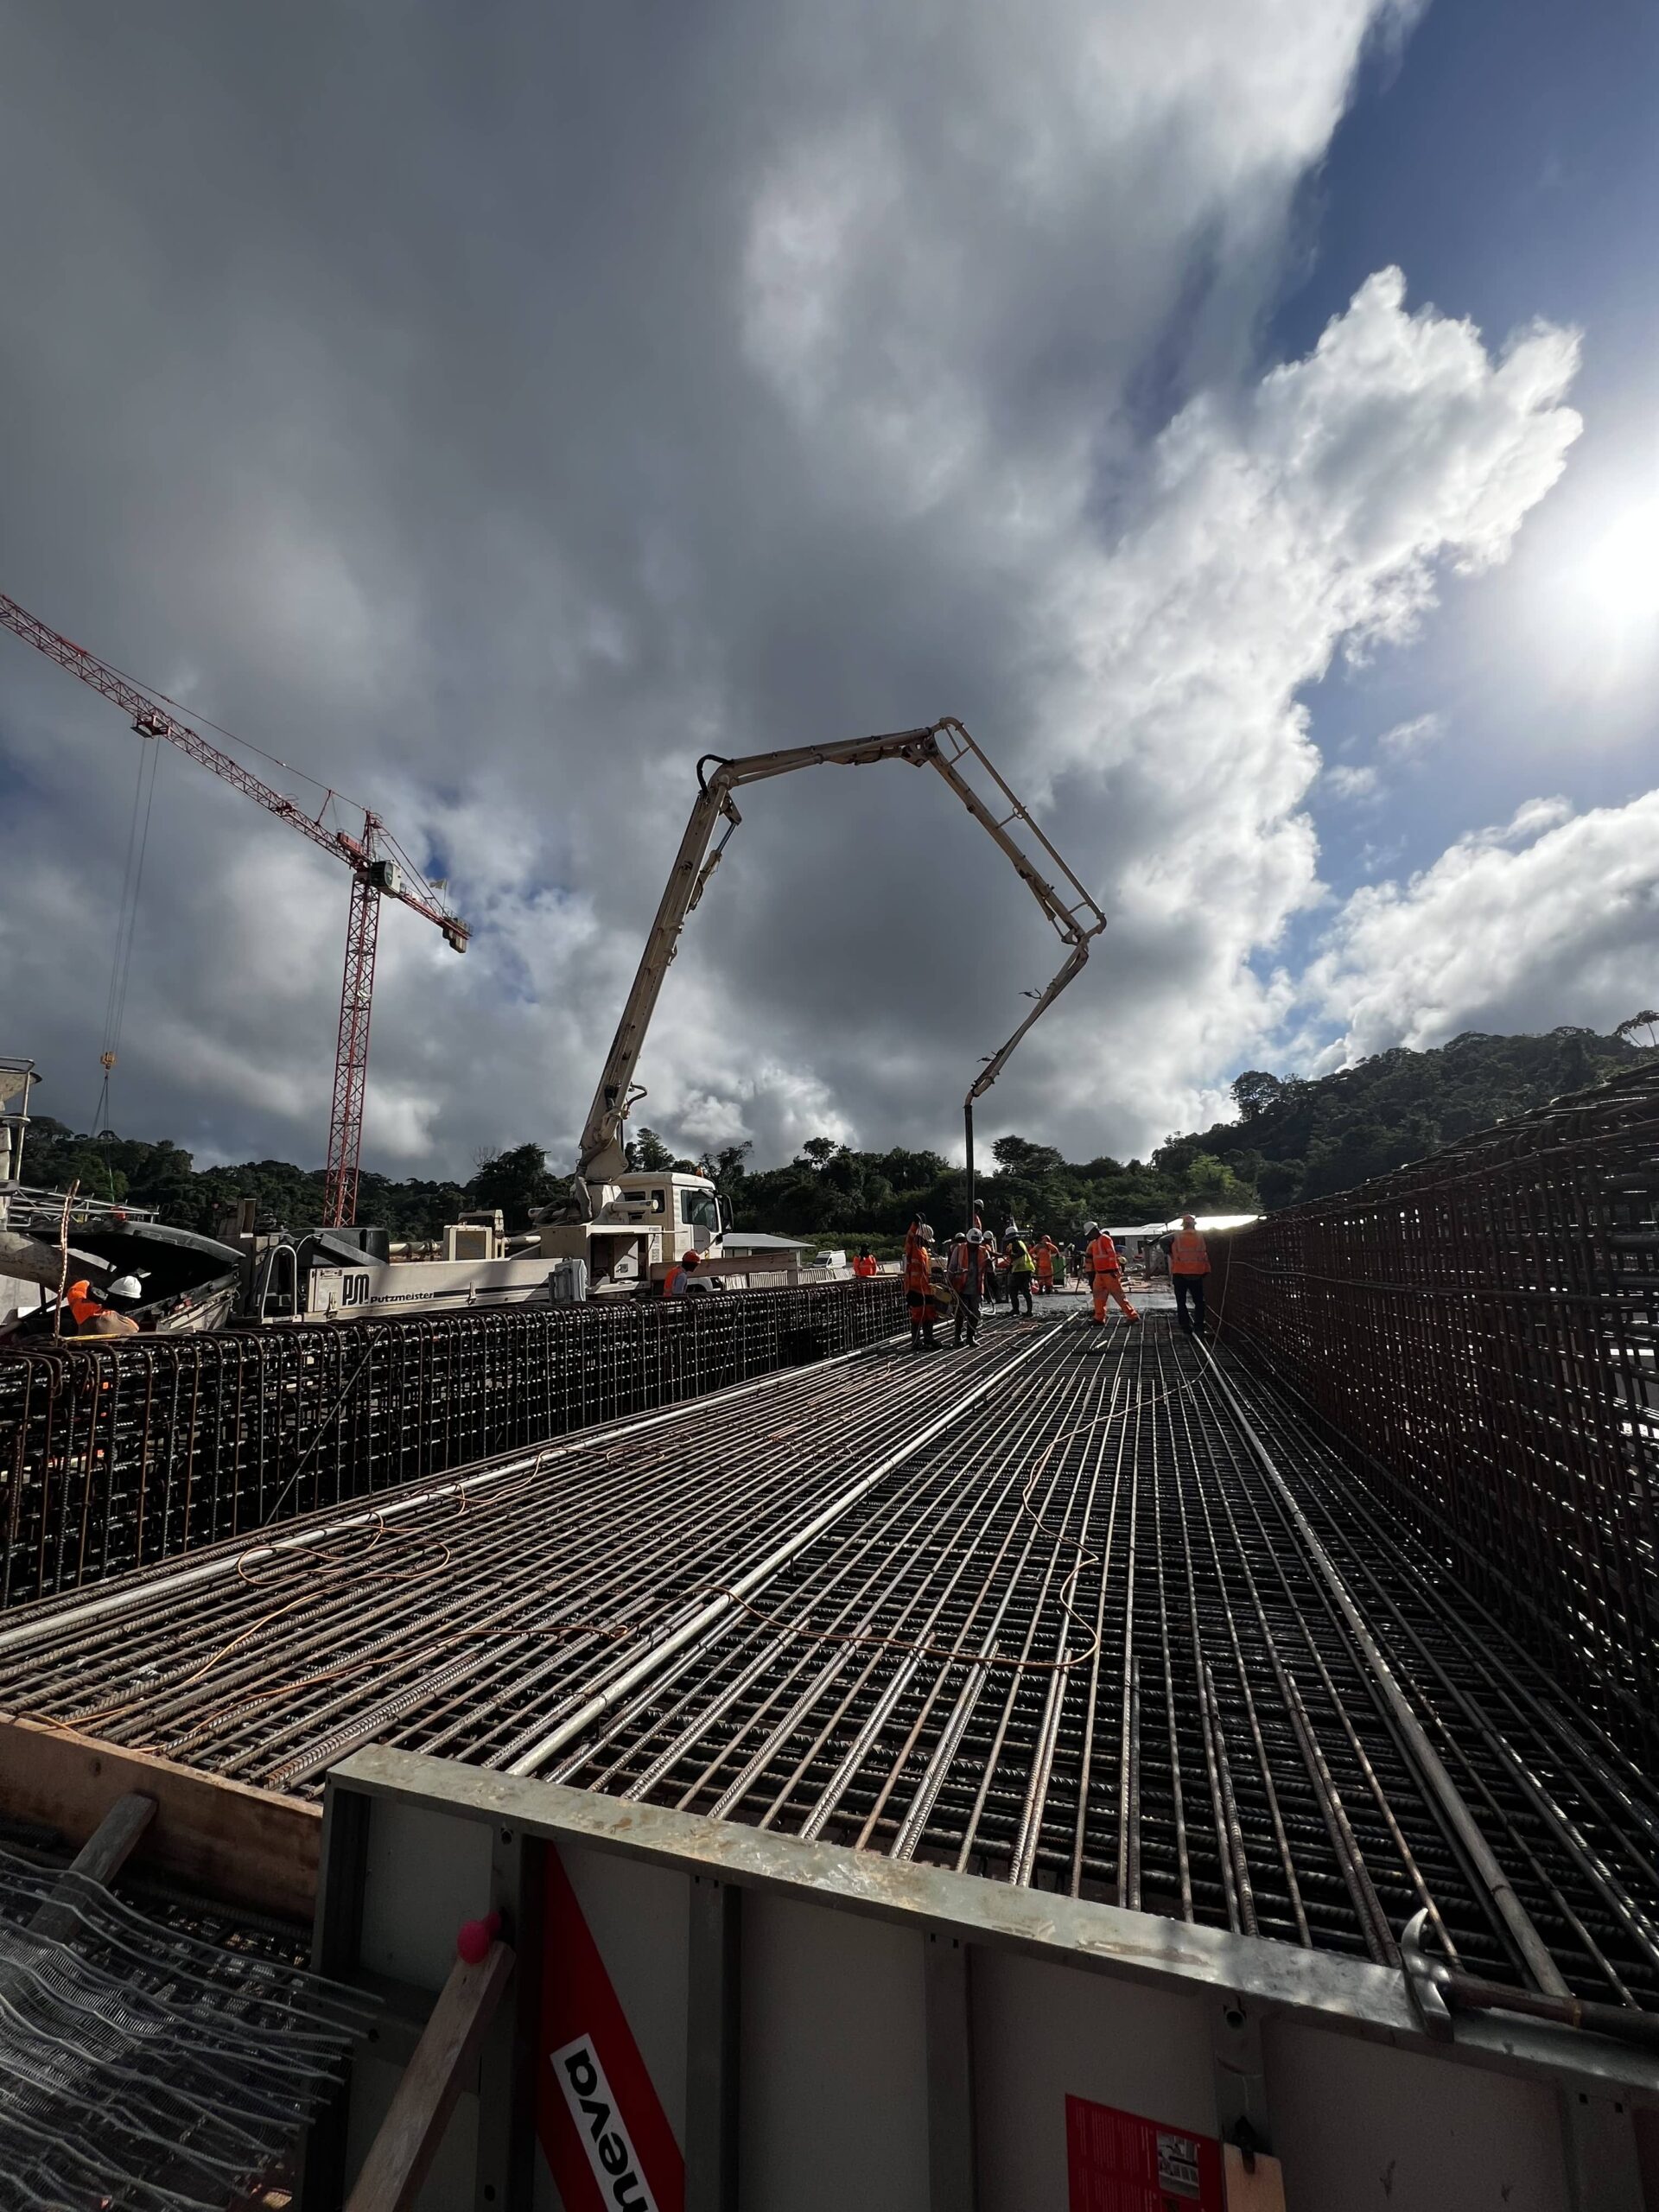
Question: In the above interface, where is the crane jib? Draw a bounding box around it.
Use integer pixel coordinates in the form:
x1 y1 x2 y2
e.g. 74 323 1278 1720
0 588 469 1229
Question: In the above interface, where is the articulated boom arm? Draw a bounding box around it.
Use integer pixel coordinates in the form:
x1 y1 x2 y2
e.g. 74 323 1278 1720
573 719 1106 1211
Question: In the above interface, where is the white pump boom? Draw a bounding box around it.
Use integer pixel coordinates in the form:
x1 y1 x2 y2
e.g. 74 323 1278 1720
570 719 1106 1219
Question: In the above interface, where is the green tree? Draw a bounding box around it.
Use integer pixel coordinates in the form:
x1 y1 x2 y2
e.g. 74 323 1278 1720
468 1143 561 1230
1230 1071 1283 1120
1179 1152 1258 1209
991 1135 1065 1179
626 1128 677 1172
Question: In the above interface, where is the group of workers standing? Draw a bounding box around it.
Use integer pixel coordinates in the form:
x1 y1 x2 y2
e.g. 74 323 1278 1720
895 1211 1211 1352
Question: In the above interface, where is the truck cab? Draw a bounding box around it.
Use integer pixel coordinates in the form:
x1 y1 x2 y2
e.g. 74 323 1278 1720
538 1170 723 1296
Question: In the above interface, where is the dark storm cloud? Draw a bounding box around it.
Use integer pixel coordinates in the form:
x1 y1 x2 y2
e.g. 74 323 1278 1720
0 1 1580 1179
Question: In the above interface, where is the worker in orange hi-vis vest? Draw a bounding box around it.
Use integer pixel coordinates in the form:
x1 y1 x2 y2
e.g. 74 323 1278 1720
1084 1226 1141 1325
852 1247 879 1279
1035 1236 1056 1294
1167 1213 1211 1338
904 1220 938 1351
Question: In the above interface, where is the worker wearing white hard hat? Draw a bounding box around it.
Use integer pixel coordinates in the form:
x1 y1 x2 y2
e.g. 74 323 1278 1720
78 1274 143 1337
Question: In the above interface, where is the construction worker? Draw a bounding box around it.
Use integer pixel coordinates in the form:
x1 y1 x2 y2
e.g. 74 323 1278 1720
664 1250 700 1299
86 1276 143 1336
852 1247 879 1280
1166 1213 1211 1337
947 1227 983 1347
1085 1225 1141 1325
1035 1235 1057 1295
60 1279 106 1335
979 1217 1002 1305
1004 1229 1036 1317
60 1275 143 1338
904 1219 938 1351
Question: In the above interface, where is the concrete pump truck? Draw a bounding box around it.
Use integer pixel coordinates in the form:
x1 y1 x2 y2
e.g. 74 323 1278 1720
539 720 1106 1295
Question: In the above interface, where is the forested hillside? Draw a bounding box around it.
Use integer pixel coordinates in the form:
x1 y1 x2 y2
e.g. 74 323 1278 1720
16 1025 1648 1243
1179 1025 1643 1211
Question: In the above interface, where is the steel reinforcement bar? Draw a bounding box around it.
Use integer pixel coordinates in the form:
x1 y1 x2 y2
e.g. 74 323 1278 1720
8 1313 1653 2007
0 1280 906 1608
1206 1063 1659 1767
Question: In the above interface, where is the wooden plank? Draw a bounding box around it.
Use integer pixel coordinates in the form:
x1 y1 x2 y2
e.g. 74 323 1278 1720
346 1940 514 2212
29 1790 156 1943
0 1715 320 1920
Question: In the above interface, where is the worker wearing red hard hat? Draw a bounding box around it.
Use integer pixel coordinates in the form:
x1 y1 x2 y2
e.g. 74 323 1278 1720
664 1251 700 1299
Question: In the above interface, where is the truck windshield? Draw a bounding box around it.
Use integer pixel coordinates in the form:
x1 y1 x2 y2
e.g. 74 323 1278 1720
679 1189 719 1230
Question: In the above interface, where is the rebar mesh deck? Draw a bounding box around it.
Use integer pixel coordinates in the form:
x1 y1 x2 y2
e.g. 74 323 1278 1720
0 1279 907 1606
3 1313 1655 2012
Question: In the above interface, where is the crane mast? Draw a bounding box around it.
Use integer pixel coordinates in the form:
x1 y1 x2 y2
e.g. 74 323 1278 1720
0 593 469 1226
571 718 1105 1219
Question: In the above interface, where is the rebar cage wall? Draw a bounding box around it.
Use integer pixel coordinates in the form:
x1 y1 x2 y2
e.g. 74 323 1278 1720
1209 1065 1659 1765
0 1281 906 1607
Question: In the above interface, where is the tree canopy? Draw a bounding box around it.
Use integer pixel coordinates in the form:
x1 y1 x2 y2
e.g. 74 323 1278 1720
17 1024 1647 1244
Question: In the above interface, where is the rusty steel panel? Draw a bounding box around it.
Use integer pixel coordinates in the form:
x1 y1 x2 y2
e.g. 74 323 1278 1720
1208 1065 1659 1767
0 1281 906 1607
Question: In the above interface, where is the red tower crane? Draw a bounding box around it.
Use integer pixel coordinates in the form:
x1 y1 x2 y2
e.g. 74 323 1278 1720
0 592 469 1226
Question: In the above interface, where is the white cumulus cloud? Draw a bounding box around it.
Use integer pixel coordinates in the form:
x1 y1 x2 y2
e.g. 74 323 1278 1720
1310 791 1659 1060
1020 269 1581 1146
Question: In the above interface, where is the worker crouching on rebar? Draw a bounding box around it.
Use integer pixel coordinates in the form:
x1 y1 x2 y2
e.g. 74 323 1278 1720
948 1227 984 1348
904 1218 939 1351
1084 1223 1141 1326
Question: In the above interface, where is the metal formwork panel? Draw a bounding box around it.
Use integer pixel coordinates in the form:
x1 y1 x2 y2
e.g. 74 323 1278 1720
308 1750 1659 2212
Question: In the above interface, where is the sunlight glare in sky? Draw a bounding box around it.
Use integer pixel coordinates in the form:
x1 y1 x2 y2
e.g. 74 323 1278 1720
1575 499 1659 631
1527 489 1659 696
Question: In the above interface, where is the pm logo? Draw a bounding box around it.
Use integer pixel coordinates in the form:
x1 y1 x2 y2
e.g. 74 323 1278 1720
552 2036 660 2212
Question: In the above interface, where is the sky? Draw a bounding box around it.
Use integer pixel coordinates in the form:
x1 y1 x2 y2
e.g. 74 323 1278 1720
0 0 1654 1180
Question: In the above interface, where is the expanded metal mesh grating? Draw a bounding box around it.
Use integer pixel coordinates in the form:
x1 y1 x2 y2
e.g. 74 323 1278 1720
1207 1064 1659 1767
0 1280 906 1607
0 1845 369 2210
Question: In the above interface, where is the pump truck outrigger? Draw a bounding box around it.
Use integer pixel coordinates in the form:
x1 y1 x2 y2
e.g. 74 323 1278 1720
538 720 1107 1294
